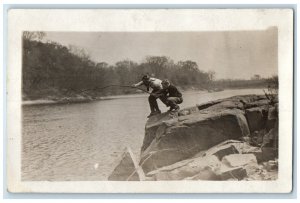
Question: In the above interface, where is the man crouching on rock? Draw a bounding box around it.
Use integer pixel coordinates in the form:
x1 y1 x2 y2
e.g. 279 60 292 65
132 74 166 118
160 79 183 112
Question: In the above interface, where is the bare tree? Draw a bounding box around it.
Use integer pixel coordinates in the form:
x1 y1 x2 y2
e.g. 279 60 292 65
23 31 46 41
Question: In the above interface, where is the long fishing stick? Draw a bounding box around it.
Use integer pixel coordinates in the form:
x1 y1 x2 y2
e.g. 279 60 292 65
73 84 151 94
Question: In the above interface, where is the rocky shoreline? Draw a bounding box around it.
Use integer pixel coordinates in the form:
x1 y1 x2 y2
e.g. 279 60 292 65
108 94 278 181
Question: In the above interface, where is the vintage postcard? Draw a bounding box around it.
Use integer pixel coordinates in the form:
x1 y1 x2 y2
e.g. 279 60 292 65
7 9 293 193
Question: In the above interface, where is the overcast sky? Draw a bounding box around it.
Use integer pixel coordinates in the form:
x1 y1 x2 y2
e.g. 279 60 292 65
44 27 277 80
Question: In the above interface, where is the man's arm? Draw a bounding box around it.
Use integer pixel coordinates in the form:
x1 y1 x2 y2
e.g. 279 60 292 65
132 81 144 87
133 81 150 92
152 88 166 97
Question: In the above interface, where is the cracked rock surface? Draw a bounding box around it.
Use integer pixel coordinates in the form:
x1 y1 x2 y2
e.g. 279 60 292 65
109 94 278 181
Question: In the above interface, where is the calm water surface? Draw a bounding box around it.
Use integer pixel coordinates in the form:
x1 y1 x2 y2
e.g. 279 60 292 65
22 89 264 181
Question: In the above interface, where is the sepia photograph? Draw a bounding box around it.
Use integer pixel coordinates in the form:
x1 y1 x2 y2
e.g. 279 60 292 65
7 9 293 193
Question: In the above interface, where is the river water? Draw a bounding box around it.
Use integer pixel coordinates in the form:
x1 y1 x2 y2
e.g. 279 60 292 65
22 88 264 181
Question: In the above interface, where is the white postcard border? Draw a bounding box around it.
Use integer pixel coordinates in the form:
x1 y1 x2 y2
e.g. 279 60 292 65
7 9 293 193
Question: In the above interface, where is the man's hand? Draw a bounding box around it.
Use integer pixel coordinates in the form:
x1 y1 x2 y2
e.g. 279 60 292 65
132 84 137 87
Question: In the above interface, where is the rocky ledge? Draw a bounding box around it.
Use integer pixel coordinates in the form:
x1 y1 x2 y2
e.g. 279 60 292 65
108 94 278 181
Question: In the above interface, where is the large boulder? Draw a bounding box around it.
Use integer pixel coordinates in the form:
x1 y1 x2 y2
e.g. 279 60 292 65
142 106 201 152
266 106 278 131
108 95 279 181
245 107 268 132
141 95 270 153
142 111 181 152
140 109 250 173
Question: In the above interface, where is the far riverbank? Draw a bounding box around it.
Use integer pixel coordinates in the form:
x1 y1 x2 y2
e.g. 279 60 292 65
22 87 267 106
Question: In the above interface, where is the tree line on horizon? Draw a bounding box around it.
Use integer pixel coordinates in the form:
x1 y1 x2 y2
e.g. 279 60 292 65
22 32 276 100
22 34 214 100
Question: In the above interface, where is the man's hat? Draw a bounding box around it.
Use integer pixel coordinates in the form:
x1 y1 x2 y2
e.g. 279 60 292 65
162 79 170 85
142 75 150 81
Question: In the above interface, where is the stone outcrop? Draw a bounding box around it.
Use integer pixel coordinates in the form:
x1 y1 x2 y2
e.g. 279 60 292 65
140 109 250 173
245 107 268 132
108 94 278 181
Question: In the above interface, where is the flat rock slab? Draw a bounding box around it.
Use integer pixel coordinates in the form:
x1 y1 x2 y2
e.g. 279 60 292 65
147 155 221 181
222 154 258 167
